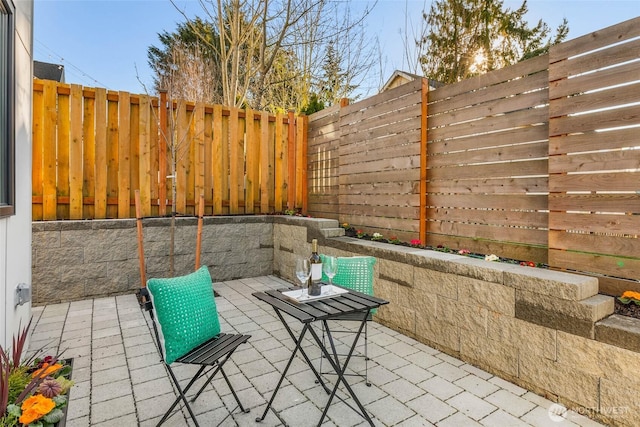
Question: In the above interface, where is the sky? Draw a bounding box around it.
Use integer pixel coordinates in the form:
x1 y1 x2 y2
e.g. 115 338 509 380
33 0 640 99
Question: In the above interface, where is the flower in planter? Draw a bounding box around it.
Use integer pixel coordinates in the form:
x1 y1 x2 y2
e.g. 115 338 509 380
1 319 74 427
356 230 365 238
341 223 350 229
371 232 383 241
387 235 400 244
411 239 422 247
485 254 500 262
519 261 536 267
458 249 470 255
618 291 640 305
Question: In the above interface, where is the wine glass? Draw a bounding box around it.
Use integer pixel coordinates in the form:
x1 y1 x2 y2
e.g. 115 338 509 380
323 256 338 295
295 258 311 300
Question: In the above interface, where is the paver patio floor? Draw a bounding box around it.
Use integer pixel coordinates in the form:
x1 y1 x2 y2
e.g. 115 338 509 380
28 275 606 426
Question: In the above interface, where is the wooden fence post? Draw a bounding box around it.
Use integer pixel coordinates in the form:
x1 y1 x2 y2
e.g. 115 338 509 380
420 79 428 245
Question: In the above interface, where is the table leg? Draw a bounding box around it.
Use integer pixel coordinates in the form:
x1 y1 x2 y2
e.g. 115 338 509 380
307 311 374 426
273 309 329 393
256 309 330 423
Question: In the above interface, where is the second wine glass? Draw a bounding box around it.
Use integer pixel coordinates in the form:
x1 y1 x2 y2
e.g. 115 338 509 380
323 256 338 294
295 258 311 299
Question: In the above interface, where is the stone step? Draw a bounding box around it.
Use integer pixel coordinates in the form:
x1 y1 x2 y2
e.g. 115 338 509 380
321 227 345 238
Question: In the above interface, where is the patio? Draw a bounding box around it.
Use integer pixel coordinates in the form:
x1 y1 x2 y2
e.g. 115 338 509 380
28 275 605 427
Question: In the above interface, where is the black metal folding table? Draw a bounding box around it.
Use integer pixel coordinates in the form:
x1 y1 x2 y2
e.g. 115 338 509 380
252 285 389 426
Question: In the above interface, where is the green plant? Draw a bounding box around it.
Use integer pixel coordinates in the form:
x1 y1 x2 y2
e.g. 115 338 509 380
1 320 73 427
618 291 640 306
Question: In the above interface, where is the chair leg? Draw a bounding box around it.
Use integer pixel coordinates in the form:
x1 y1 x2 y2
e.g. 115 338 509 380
221 367 250 413
364 321 370 386
159 365 203 427
188 353 249 414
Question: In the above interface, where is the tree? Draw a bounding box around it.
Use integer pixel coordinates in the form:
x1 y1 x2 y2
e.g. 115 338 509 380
418 0 568 84
147 18 223 103
167 0 378 112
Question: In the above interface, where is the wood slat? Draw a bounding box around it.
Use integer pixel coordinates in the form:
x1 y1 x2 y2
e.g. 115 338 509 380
549 230 640 258
118 92 131 218
549 149 640 174
42 81 58 220
431 108 549 141
212 105 224 214
260 111 271 213
427 176 547 195
429 125 548 154
428 221 548 246
549 60 640 101
69 85 83 219
274 113 285 213
245 108 257 214
549 127 638 156
549 193 640 213
427 207 548 229
427 194 548 210
82 89 96 219
550 213 640 234
56 85 70 220
550 80 640 119
549 171 640 192
550 35 640 81
138 95 152 217
549 249 640 281
428 159 547 181
549 16 640 63
194 102 206 212
429 72 548 119
550 104 640 136
32 83 44 220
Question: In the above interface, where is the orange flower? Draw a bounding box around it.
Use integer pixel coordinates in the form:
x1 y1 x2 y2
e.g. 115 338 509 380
19 394 56 424
31 362 63 378
621 291 640 301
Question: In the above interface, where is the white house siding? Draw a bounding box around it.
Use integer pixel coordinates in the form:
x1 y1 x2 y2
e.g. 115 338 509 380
1 0 33 348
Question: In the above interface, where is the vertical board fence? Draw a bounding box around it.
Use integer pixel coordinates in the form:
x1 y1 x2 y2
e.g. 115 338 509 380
548 18 640 296
32 80 307 220
307 17 640 294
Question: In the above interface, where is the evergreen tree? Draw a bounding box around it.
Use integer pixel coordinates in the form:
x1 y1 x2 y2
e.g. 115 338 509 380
419 0 568 84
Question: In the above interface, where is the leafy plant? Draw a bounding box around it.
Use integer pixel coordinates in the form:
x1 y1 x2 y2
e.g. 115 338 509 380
618 291 640 306
1 319 73 426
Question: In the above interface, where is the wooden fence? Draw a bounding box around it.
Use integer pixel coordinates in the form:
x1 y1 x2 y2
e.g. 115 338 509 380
307 16 640 295
548 18 640 296
32 80 307 220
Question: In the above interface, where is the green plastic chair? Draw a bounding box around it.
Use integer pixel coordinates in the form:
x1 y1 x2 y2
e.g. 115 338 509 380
320 255 376 385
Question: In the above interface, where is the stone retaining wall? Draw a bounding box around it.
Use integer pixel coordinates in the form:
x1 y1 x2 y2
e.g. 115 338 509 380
32 216 274 304
271 221 640 427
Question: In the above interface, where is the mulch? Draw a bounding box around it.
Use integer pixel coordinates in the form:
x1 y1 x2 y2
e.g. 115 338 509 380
614 299 640 320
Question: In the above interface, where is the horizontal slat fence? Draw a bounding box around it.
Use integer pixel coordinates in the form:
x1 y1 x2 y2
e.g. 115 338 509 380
548 16 640 296
307 81 425 241
426 54 550 264
307 17 640 295
32 80 306 220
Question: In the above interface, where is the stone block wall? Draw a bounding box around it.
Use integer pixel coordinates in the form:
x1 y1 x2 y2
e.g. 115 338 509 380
32 216 273 304
273 228 640 427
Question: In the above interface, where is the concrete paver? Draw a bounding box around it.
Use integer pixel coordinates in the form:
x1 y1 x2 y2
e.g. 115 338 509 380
29 275 608 426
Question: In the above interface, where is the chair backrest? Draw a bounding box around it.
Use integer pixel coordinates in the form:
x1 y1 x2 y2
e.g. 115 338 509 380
321 255 376 296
